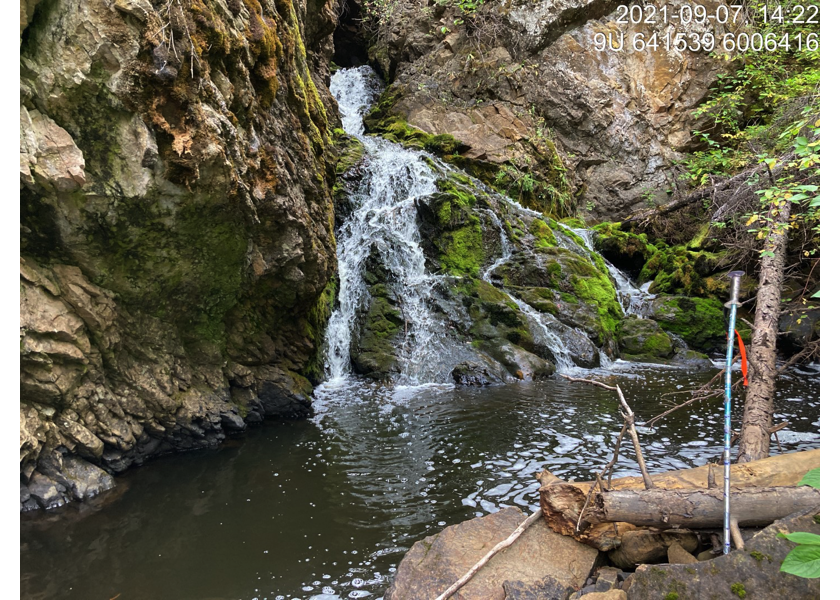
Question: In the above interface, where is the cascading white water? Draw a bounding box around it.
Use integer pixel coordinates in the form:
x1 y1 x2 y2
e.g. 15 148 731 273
481 210 512 282
324 67 451 384
563 225 656 318
322 66 656 385
483 210 576 369
509 297 576 370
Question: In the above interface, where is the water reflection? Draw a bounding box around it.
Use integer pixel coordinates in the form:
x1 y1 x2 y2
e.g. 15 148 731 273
21 365 819 600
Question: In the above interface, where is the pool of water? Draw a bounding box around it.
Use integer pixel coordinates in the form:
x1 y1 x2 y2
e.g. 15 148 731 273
20 362 820 600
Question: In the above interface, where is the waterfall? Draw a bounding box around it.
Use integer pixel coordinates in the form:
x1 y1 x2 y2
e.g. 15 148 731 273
324 67 452 384
560 224 656 318
322 66 657 385
481 210 512 282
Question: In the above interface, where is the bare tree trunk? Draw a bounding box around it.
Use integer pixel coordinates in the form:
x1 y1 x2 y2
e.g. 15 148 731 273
738 199 792 463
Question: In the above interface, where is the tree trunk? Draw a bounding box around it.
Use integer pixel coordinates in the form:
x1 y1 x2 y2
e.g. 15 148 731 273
738 199 792 462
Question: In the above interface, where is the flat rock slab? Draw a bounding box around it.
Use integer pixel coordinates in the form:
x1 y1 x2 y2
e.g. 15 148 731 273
385 507 598 600
626 508 820 600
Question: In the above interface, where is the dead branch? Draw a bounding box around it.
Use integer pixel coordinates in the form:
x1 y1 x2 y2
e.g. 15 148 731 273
560 375 654 490
433 509 543 600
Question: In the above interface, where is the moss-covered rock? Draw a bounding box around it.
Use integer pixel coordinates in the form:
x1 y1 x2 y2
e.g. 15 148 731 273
350 295 403 378
640 245 733 299
651 295 727 352
530 219 558 248
618 316 674 359
593 222 656 278
417 189 485 277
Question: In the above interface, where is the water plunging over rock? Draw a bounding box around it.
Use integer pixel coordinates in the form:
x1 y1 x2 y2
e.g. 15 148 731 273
324 67 633 385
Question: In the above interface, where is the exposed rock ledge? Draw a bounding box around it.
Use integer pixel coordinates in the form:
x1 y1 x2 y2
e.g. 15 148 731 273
20 0 340 510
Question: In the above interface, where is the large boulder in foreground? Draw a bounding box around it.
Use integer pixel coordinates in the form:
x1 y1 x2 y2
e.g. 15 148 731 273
626 507 820 600
385 507 598 600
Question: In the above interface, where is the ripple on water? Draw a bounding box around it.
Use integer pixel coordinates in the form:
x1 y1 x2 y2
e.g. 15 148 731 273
20 365 819 600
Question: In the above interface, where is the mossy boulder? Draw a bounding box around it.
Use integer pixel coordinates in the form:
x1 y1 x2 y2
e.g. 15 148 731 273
349 295 403 378
651 296 727 352
455 278 535 351
349 250 405 379
495 245 621 346
618 316 674 359
640 245 732 299
593 222 656 278
416 179 486 277
530 219 558 248
475 340 555 381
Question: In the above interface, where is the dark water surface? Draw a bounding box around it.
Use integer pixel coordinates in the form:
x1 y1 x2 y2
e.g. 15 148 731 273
20 362 820 600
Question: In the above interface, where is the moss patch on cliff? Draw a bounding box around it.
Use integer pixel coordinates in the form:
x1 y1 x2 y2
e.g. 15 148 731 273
593 222 656 278
439 221 484 277
302 277 337 380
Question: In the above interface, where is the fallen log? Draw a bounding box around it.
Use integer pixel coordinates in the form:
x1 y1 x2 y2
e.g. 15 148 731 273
556 448 819 493
541 483 819 540
537 450 819 550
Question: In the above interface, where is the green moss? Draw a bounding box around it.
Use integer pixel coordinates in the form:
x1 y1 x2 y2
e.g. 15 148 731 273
642 332 673 355
653 296 727 351
559 217 586 229
424 133 460 154
335 133 365 175
640 245 729 299
302 277 337 379
665 593 680 600
559 227 589 250
730 583 746 598
546 261 563 283
436 179 477 208
439 221 484 277
749 551 770 562
571 268 622 343
530 219 557 248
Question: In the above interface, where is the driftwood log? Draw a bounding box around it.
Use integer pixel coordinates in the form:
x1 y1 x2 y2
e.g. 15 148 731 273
591 486 819 528
541 483 819 548
538 449 820 550
559 448 819 494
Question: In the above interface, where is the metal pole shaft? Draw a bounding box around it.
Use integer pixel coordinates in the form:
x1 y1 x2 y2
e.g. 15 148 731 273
723 270 744 554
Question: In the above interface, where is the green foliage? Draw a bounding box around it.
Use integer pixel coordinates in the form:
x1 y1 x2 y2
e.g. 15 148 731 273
682 0 820 187
492 161 572 219
777 468 820 579
797 467 819 489
730 582 747 598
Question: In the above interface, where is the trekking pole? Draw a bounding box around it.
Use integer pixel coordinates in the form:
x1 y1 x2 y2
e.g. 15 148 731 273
723 270 744 554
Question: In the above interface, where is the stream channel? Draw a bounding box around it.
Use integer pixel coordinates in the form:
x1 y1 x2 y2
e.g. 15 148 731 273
20 67 821 600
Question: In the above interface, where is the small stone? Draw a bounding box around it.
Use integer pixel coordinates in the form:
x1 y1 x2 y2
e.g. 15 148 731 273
668 543 699 564
696 549 720 561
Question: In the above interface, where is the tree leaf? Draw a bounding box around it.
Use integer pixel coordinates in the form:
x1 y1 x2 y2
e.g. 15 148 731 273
779 544 820 579
798 467 820 489
811 291 820 299
778 531 820 545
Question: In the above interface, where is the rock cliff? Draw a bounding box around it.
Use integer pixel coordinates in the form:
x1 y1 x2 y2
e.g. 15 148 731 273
20 0 340 510
355 0 731 218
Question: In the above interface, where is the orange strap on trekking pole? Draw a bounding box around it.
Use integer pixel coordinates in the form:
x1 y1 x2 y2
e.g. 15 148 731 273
734 330 748 386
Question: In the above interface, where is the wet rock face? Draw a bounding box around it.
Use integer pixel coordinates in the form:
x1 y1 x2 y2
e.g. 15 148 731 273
363 0 730 218
20 0 339 509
